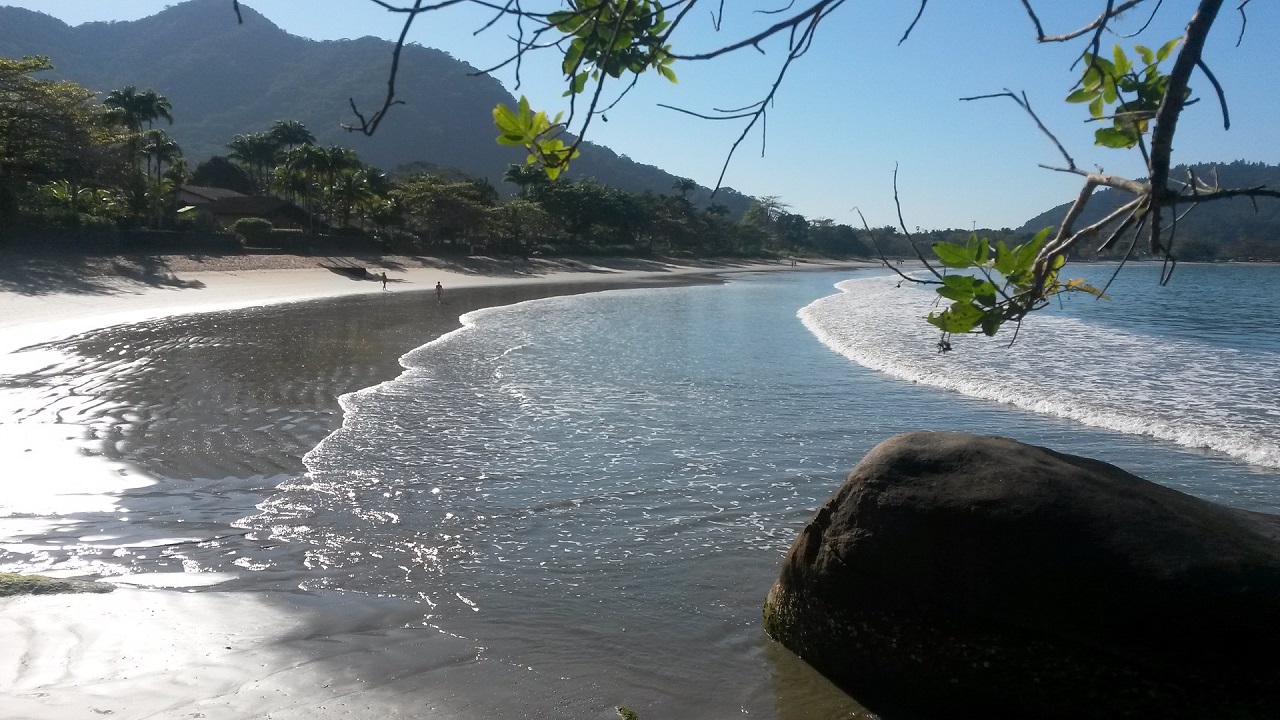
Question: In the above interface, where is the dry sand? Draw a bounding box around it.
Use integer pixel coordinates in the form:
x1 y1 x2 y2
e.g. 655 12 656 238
0 251 872 719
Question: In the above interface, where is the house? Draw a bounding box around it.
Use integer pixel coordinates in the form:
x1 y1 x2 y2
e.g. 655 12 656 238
176 186 318 231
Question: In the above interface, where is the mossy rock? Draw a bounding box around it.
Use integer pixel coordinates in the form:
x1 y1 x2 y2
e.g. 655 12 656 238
0 572 114 596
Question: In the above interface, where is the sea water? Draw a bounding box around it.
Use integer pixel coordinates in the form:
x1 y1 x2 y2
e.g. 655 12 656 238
240 264 1280 717
5 264 1278 718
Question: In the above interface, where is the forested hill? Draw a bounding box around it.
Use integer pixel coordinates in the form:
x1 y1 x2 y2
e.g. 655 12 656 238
0 0 752 216
1018 161 1280 261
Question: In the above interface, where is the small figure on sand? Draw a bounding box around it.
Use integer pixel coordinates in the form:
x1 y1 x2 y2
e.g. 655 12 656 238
436 281 444 303
380 272 388 290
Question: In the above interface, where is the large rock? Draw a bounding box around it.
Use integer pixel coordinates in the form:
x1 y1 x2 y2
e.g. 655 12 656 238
764 431 1280 719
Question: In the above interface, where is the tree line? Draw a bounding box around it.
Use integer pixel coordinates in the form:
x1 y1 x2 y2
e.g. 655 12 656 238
2 54 915 260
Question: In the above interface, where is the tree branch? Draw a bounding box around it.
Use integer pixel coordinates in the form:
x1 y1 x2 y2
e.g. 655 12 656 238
1148 0 1225 251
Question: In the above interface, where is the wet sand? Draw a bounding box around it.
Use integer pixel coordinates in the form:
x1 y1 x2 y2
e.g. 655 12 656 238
0 256 873 719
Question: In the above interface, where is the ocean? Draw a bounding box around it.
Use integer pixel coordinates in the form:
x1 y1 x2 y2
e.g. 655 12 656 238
4 264 1278 718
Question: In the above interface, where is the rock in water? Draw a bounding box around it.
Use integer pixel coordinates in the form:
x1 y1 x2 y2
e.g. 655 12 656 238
764 431 1280 719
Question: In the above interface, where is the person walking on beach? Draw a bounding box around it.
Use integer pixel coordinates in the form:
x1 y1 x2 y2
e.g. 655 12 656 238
436 281 444 302
380 272 388 290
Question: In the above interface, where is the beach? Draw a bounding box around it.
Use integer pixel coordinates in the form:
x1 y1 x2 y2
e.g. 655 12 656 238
0 252 873 719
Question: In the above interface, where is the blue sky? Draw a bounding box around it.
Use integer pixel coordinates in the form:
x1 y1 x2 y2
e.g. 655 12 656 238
7 1 1278 229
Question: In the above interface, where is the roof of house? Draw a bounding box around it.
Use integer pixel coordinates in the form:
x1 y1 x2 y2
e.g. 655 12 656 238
206 196 290 215
177 185 249 203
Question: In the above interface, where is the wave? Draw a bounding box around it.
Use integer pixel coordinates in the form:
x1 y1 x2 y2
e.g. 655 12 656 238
798 275 1280 469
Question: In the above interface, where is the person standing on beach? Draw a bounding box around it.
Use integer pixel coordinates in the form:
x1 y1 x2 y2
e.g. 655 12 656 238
436 281 444 302
380 272 388 290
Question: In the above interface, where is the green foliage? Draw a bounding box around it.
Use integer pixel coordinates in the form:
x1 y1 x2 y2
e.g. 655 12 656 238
927 228 1107 338
493 96 580 179
232 216 273 242
616 706 641 720
493 1 677 179
0 56 132 224
1066 38 1182 149
550 1 676 83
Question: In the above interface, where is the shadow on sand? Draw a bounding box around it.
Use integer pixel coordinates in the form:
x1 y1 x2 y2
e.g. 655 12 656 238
0 253 206 296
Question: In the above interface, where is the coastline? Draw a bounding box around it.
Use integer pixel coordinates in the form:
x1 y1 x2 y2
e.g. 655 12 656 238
0 252 875 719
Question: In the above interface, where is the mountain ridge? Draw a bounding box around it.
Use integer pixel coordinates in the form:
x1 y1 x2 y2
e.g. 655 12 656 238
0 0 754 216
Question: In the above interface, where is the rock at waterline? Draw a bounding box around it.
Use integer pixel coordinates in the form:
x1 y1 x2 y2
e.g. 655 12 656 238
0 572 114 596
764 431 1280 719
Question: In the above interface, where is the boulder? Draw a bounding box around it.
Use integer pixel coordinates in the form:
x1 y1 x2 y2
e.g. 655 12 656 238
764 431 1280 719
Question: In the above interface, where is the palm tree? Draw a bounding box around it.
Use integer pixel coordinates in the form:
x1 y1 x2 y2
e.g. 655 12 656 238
328 167 374 230
103 86 145 132
268 120 315 153
103 86 172 132
227 132 281 194
672 177 697 198
139 89 173 130
163 156 191 187
502 163 549 198
141 129 181 181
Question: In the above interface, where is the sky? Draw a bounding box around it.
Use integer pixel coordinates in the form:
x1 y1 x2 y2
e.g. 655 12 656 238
6 1 1279 230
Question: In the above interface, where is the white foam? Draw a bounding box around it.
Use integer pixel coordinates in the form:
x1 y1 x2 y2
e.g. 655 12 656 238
799 275 1280 469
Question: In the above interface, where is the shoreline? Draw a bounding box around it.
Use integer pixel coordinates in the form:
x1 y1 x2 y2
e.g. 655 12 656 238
0 252 873 354
0 252 875 719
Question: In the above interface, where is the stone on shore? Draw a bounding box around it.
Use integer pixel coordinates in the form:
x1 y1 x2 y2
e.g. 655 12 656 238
764 431 1280 719
0 572 114 596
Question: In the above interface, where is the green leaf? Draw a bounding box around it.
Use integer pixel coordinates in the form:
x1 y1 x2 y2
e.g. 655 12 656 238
942 273 979 292
493 103 520 134
1094 126 1136 148
1156 37 1180 63
1111 45 1131 76
1015 228 1050 270
1088 96 1104 119
965 234 985 264
994 240 1015 276
936 285 972 303
927 301 984 334
1135 45 1154 65
932 241 972 269
980 311 1002 337
1065 88 1096 103
563 39 585 75
1102 79 1118 104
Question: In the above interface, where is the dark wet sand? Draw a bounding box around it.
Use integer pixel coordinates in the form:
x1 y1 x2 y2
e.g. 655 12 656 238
6 277 721 582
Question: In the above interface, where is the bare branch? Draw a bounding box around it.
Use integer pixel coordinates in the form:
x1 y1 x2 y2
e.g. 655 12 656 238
1018 0 1150 43
899 0 929 45
960 90 1075 169
892 165 945 280
853 208 936 286
342 0 429 136
1237 0 1253 46
1196 59 1230 130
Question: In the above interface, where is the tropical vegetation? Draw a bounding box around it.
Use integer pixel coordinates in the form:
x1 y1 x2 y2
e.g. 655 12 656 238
0 54 894 260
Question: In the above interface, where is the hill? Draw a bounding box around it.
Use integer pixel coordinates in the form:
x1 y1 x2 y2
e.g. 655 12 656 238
0 0 753 216
1017 161 1280 260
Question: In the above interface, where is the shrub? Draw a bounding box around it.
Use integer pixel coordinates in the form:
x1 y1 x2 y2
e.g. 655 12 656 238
232 217 273 244
379 229 423 253
268 228 305 249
